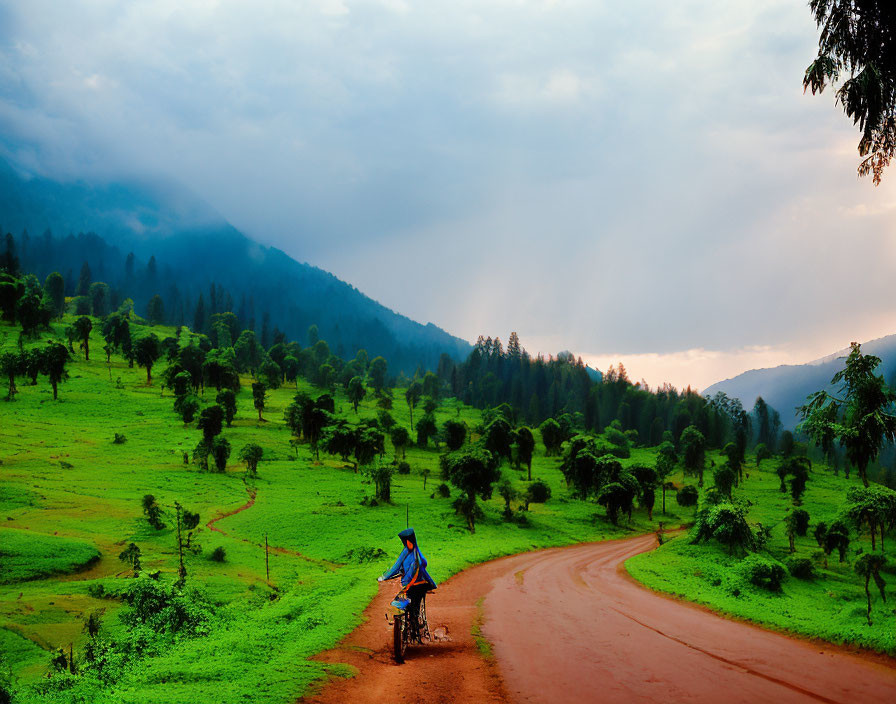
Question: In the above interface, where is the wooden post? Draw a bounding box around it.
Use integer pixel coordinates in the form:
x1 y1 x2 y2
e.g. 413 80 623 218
69 643 74 674
265 533 270 582
406 503 409 528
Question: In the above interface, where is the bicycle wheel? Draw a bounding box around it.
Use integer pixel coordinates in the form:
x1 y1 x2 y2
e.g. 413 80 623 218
393 613 406 663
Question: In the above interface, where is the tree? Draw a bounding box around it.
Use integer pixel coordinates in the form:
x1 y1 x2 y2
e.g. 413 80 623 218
523 480 552 510
134 334 161 384
497 477 519 519
843 484 896 551
440 446 501 532
515 427 536 479
713 464 736 500
443 419 467 451
597 473 639 525
42 342 70 400
483 417 513 463
364 458 395 502
73 315 93 360
818 520 851 567
322 421 358 464
755 443 772 468
539 418 563 456
142 494 165 530
216 389 237 427
785 509 811 553
77 261 92 296
405 380 423 428
722 442 742 485
854 553 887 625
631 465 658 520
804 0 896 184
0 351 20 400
390 425 411 459
679 425 706 487
368 356 388 393
655 441 677 515
88 282 110 317
198 405 224 444
211 437 231 472
676 485 699 508
118 543 142 577
282 355 300 388
356 427 386 480
174 394 200 424
239 443 264 476
779 430 795 458
691 502 755 554
416 413 438 448
234 330 264 374
44 271 65 318
252 382 267 421
799 342 896 487
147 295 165 325
347 375 366 413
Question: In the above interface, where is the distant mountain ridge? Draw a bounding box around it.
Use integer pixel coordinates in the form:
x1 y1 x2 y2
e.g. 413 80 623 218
0 157 472 372
703 334 896 429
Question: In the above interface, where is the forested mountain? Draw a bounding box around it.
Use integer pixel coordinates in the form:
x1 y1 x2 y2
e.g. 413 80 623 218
703 334 896 429
0 158 470 372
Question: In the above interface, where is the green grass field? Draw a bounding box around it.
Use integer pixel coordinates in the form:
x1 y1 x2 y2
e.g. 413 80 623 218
2 314 894 703
626 460 896 654
0 315 673 704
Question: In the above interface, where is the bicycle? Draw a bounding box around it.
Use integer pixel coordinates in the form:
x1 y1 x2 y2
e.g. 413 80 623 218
387 592 431 663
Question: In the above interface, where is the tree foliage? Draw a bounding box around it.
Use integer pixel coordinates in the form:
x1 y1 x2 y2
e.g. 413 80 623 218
804 0 896 184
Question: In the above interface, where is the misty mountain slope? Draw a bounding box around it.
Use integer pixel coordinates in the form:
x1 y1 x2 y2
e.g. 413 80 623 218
703 334 896 429
0 158 471 371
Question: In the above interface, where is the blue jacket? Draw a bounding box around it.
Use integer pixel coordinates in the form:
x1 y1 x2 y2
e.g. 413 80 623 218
381 528 437 591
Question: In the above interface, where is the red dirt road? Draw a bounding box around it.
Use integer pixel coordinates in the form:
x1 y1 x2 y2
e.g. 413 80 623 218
303 534 896 704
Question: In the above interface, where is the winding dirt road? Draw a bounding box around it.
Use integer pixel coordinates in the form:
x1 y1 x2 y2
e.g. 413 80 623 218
302 534 896 704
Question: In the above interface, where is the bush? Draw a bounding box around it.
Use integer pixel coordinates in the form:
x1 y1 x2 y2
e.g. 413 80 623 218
112 433 127 444
786 557 814 579
691 502 755 553
396 461 411 475
739 554 786 592
433 483 451 498
790 508 810 536
526 479 552 506
209 547 226 563
676 485 699 507
121 577 214 635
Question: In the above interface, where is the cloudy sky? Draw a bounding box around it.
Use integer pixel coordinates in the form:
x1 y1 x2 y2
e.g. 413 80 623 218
2 0 896 390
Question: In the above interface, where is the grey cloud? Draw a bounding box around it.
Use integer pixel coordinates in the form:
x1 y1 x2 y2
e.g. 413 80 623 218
1 0 895 378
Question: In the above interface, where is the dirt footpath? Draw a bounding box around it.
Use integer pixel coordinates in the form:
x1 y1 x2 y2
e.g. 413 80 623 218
302 534 896 704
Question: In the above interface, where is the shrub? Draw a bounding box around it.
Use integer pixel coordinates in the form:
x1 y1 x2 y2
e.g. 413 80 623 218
691 502 755 554
676 485 699 507
112 433 127 444
790 508 810 536
786 557 814 579
209 547 226 563
396 461 411 475
739 554 786 592
121 577 214 635
434 483 451 498
526 479 552 506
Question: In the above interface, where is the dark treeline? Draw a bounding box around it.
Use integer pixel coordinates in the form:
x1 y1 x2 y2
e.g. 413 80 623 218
435 333 788 453
0 227 468 373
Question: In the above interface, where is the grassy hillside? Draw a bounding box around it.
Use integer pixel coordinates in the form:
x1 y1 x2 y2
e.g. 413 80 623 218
2 313 893 703
627 460 896 654
0 315 674 704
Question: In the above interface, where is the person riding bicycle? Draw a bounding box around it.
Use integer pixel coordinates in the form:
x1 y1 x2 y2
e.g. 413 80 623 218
378 527 436 638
